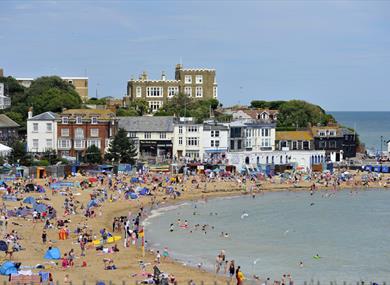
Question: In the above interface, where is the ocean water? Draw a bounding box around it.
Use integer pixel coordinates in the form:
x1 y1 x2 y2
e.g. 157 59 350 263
145 190 390 283
329 111 390 152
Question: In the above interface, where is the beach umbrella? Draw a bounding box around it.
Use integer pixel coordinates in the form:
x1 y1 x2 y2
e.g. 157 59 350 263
0 261 17 275
0 241 8 252
129 193 138 199
34 204 47 213
23 196 36 204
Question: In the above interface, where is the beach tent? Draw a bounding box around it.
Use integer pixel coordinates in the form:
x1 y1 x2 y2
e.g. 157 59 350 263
87 200 98 208
0 241 8 252
374 165 382 173
364 165 372 172
0 261 18 275
382 166 389 173
0 144 12 157
34 204 47 213
44 247 61 260
139 188 149 196
131 177 139 183
129 193 138 199
23 196 36 204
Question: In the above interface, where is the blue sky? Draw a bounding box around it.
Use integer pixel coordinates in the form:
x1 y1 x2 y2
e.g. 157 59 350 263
1 0 389 111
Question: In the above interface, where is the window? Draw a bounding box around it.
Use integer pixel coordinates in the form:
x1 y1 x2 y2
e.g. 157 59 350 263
146 87 163 97
303 141 309 150
58 139 71 149
261 128 270 137
237 140 242 149
187 125 198 132
230 140 235 150
186 137 199 146
144 132 151 139
87 139 101 148
215 140 220 147
179 126 183 134
195 86 203 97
74 139 85 149
292 141 298 150
184 75 192 84
230 127 242 138
61 128 69 137
319 131 326 136
211 130 220 137
261 138 271 147
195 75 203 84
76 116 82 124
68 80 73 84
213 86 218 98
149 101 162 112
62 117 68 124
46 139 52 148
136 86 142 97
33 123 38 133
184 87 192 97
319 141 326 148
90 128 99 137
33 139 38 149
245 139 252 148
160 132 166 139
75 128 84 139
178 137 183 145
211 140 214 147
46 123 52 133
91 117 98 124
168 86 179 98
128 132 136 138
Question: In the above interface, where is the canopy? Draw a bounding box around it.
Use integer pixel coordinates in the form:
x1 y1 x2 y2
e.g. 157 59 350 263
0 144 12 157
23 196 36 204
0 261 17 275
44 248 61 260
34 204 47 213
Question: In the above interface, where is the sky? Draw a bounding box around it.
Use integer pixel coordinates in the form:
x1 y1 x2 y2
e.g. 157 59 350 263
1 0 389 111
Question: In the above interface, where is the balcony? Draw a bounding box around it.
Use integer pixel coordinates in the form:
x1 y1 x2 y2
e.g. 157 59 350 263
57 140 71 150
74 140 86 150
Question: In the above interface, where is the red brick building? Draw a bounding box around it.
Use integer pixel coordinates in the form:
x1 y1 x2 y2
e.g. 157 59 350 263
57 109 118 160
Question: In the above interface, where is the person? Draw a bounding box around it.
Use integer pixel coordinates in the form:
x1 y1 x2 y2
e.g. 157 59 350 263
236 266 245 285
299 261 303 268
229 260 235 279
163 247 169 259
42 230 47 244
155 250 161 264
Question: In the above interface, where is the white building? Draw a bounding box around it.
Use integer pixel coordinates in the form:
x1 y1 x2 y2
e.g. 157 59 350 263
172 118 204 160
27 110 58 153
118 116 175 161
0 83 11 110
227 149 326 173
202 121 229 162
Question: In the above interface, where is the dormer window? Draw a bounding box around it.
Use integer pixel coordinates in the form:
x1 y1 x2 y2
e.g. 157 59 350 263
76 116 82 124
91 116 98 124
62 117 69 124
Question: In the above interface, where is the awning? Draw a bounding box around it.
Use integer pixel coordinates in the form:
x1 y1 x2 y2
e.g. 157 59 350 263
204 149 227 153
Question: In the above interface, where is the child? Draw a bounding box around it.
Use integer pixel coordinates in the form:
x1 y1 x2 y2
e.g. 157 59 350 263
155 250 161 264
163 247 169 259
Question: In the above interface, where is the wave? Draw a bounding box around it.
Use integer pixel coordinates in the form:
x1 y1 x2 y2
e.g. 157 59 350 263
143 202 190 226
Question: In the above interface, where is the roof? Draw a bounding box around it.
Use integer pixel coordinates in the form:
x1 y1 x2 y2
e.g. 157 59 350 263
61 109 115 120
29 111 59 121
0 114 19 128
276 131 313 141
311 125 343 137
118 116 175 132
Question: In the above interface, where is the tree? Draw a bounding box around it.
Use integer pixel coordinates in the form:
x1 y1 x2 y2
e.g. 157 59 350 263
116 107 138 117
130 99 149 116
9 141 31 165
250 100 286 109
84 145 102 164
105 128 137 164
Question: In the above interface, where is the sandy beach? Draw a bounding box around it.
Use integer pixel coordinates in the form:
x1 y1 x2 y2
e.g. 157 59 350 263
0 170 388 285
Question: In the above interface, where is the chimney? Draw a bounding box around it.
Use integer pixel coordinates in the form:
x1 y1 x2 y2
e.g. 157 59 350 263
161 71 166 81
141 71 148 81
28 107 33 119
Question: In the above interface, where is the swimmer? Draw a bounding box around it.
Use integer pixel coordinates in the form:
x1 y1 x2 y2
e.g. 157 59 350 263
169 224 174 232
299 261 303 268
224 233 230 238
310 203 315 206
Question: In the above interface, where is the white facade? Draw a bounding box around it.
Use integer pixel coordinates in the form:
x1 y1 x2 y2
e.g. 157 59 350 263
172 118 204 160
226 150 326 172
0 83 11 110
202 122 229 161
27 111 58 153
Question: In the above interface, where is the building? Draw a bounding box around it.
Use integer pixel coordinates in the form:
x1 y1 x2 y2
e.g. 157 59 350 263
16 76 89 102
0 114 20 146
26 109 59 153
57 109 117 160
125 64 218 112
202 121 229 162
275 130 314 151
0 68 3 77
118 116 175 162
172 118 204 160
0 83 11 110
311 125 357 162
223 107 278 122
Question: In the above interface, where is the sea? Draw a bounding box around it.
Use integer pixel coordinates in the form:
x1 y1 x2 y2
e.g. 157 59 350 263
329 111 390 152
145 190 390 283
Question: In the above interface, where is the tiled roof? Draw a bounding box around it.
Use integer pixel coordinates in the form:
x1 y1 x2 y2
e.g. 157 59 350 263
118 116 175 132
29 111 59 121
0 114 19 128
61 109 115 120
276 131 313 141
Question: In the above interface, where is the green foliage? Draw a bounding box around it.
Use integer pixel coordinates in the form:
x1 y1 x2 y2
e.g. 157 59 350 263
41 149 62 165
84 145 102 164
85 97 107 105
33 159 49 167
250 100 286 110
0 76 82 129
105 128 137 164
277 100 335 128
154 94 219 123
130 99 149 116
116 107 138 117
9 141 31 165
